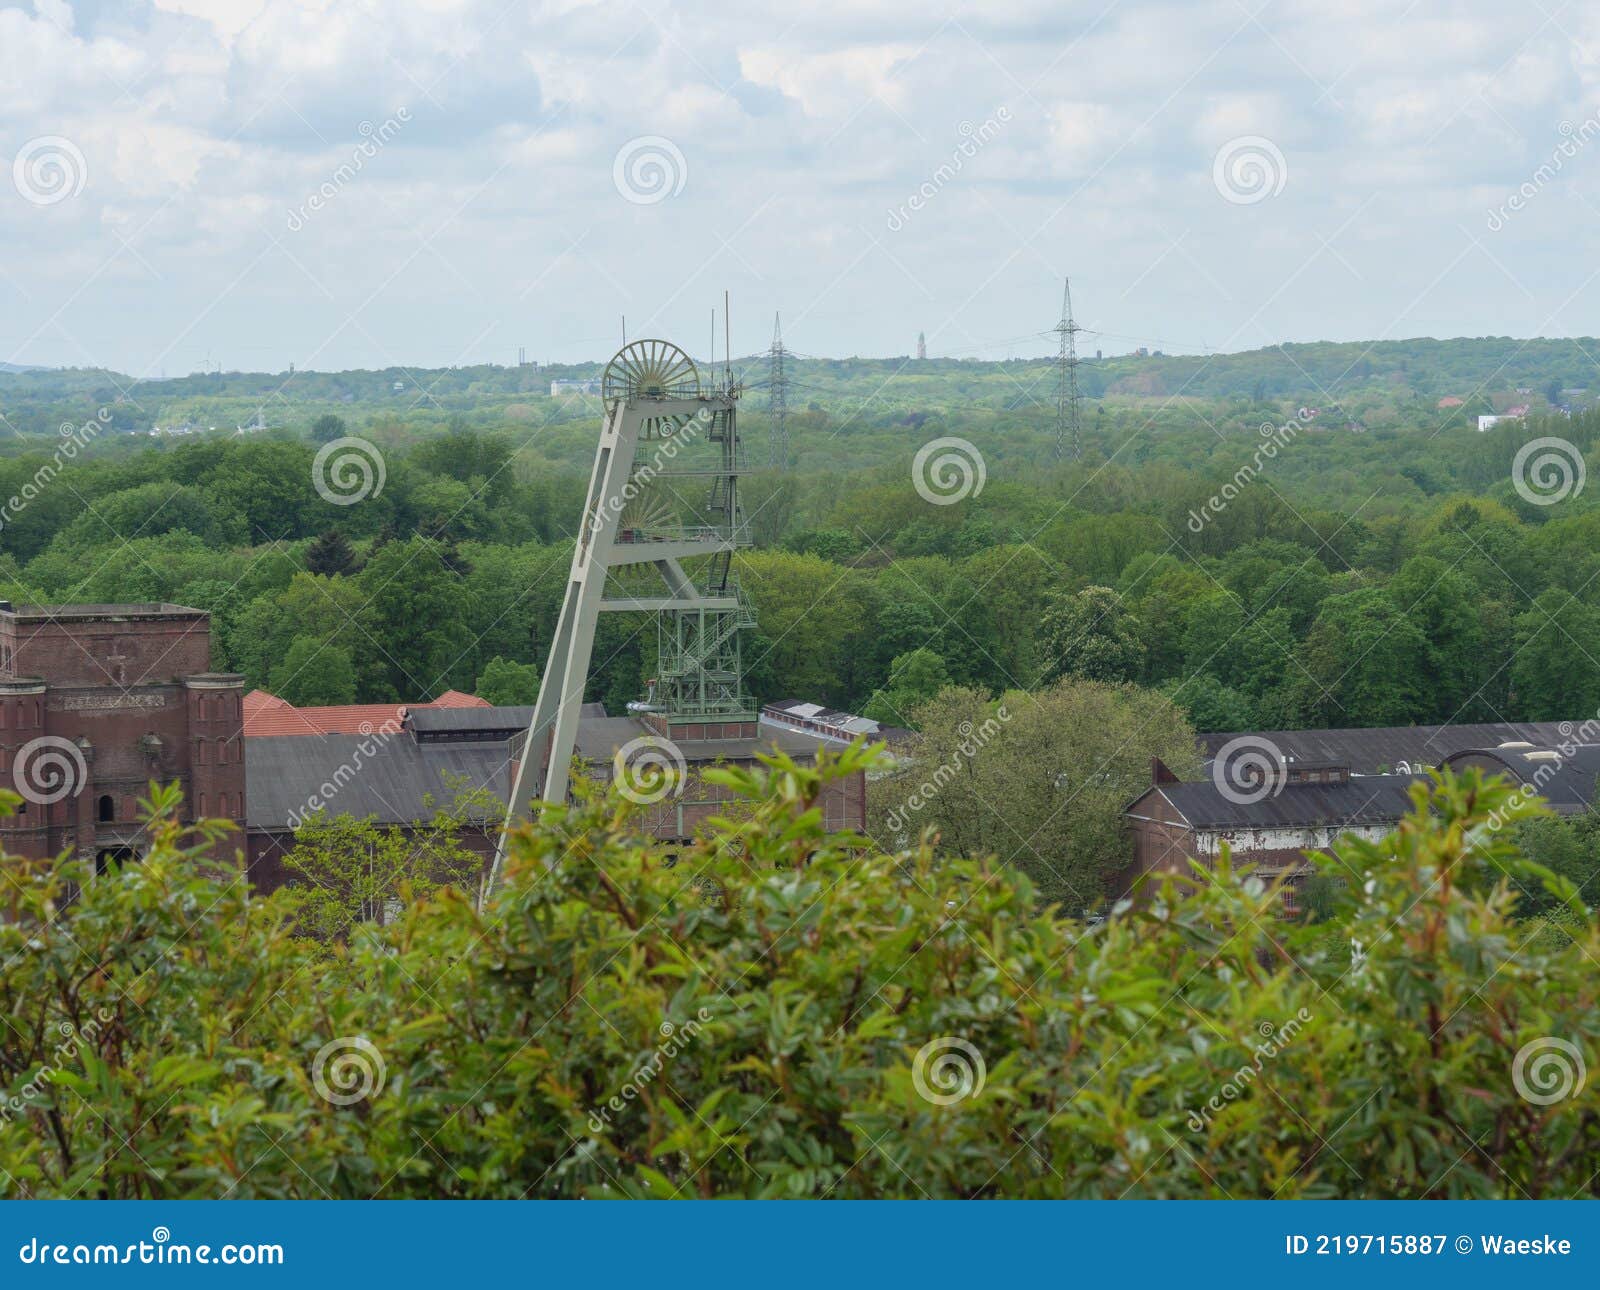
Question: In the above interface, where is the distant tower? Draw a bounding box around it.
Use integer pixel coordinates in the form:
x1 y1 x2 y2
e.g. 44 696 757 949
1054 279 1083 461
917 331 927 360
768 312 789 470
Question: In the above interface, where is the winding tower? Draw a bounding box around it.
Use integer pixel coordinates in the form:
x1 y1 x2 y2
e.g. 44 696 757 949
497 340 756 846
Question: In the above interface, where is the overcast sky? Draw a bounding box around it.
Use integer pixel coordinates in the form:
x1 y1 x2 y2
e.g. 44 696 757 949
3 0 1599 375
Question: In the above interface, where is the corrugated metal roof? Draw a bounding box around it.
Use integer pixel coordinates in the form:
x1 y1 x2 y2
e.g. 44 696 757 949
1156 774 1422 830
573 716 833 764
1442 745 1600 810
1198 721 1584 775
407 705 535 735
247 715 840 832
246 734 515 830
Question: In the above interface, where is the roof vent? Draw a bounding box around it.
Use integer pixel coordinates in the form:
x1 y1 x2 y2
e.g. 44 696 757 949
1496 741 1535 749
1522 750 1563 763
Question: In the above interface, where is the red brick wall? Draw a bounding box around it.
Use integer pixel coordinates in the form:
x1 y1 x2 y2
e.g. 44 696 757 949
1120 787 1200 899
0 607 212 686
0 608 242 863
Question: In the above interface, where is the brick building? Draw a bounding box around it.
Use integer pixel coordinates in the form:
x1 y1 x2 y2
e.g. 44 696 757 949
1122 757 1420 900
0 602 244 869
0 602 870 891
241 706 867 893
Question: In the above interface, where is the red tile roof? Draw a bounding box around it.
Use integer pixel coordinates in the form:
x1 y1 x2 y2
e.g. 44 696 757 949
431 690 490 708
243 688 489 737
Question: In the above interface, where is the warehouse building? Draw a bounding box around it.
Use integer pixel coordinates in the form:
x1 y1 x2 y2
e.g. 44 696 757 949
1123 759 1421 896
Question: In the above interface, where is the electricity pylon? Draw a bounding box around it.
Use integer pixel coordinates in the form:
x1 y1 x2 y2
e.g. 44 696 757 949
768 313 789 470
1054 279 1082 461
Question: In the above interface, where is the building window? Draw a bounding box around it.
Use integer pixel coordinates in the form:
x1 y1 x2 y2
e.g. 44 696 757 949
217 739 227 765
97 794 114 823
198 793 207 816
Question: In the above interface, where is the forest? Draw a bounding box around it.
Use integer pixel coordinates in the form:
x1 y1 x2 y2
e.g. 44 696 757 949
2 337 1600 737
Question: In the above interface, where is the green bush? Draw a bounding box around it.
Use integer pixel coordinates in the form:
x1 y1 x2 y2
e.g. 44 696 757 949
0 760 1597 1198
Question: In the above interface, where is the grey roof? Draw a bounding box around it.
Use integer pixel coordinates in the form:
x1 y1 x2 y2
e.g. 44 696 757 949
246 733 516 830
1442 745 1600 811
1149 774 1423 831
406 705 535 737
1198 721 1585 776
1 601 206 620
573 716 833 765
760 699 912 745
248 714 838 830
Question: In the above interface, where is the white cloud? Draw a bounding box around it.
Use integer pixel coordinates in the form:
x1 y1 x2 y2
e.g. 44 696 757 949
0 0 1594 373
739 43 921 117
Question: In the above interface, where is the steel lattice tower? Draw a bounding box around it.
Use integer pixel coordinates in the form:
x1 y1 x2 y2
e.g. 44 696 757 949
492 339 754 887
1054 279 1083 461
768 312 789 470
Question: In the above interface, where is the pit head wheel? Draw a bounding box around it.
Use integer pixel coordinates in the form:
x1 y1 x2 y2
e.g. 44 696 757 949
602 340 700 404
